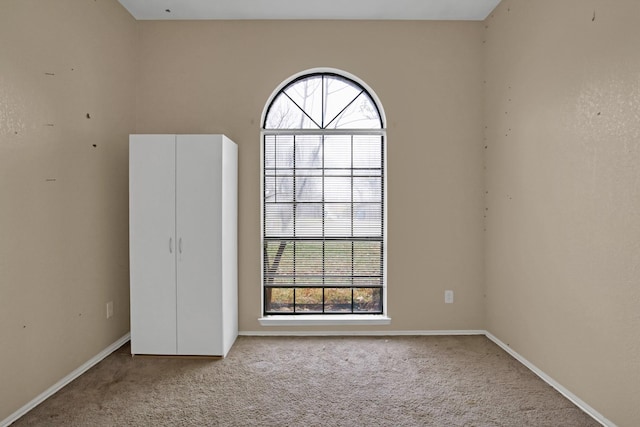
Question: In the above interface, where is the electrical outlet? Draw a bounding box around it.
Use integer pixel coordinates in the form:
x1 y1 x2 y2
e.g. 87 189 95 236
445 290 454 304
106 301 114 319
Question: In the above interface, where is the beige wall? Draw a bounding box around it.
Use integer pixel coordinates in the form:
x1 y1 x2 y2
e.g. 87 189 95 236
136 20 487 333
484 0 640 425
0 0 137 420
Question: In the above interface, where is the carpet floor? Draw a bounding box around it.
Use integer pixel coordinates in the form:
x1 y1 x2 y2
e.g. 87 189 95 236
12 335 600 426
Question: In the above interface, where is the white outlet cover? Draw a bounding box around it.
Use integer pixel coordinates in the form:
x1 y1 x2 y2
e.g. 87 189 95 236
106 301 114 318
445 290 454 304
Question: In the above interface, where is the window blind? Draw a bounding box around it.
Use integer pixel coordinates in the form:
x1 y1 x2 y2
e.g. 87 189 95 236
263 134 384 314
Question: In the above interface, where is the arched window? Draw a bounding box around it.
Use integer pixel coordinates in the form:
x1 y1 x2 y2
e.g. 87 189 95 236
261 70 386 317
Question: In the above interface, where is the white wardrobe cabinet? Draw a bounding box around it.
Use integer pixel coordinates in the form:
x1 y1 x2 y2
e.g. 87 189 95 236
129 134 237 357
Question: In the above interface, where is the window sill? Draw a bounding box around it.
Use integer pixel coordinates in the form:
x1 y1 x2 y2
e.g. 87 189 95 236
258 315 391 327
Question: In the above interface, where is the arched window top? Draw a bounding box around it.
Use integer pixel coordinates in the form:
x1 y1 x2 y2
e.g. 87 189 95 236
263 71 384 130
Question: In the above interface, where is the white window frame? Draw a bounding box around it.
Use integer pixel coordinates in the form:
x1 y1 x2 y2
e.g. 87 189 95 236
259 68 389 326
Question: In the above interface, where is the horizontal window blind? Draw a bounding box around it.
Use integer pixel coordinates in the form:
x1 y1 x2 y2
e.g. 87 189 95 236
263 134 384 314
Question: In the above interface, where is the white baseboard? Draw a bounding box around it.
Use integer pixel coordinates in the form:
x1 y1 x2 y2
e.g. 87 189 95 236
1 333 130 427
239 329 486 336
484 332 614 427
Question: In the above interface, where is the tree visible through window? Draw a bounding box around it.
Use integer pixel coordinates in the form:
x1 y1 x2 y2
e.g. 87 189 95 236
262 71 386 315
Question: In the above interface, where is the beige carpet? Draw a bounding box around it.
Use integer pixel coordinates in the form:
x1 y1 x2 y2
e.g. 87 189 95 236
12 336 600 426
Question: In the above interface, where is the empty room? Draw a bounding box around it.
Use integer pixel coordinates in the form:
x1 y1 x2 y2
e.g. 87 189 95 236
1 0 638 425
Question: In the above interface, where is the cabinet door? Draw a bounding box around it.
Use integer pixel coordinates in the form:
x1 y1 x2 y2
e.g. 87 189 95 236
176 135 223 355
129 135 177 355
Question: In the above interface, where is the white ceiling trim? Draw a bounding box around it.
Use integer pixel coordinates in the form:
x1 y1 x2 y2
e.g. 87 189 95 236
118 0 501 21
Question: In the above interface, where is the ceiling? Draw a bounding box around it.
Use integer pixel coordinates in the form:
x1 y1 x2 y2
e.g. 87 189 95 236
117 0 502 21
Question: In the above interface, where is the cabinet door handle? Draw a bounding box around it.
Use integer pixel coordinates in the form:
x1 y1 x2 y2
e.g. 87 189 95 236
169 237 173 253
179 238 183 254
